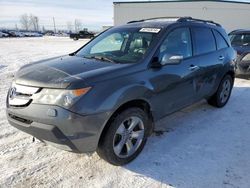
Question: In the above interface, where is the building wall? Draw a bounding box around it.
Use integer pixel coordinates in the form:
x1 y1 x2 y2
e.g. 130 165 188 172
114 1 250 32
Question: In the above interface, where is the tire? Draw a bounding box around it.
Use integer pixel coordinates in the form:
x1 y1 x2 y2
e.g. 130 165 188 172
97 107 151 166
73 37 78 41
207 74 233 108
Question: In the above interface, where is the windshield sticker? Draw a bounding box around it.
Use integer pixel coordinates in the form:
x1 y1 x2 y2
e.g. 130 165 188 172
139 28 161 33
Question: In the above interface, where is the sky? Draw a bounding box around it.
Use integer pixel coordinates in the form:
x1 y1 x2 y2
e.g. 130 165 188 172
0 0 250 31
0 0 116 31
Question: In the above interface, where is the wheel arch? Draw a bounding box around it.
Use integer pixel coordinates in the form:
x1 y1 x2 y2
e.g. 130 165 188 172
226 70 235 82
97 99 154 147
213 70 235 94
218 70 235 90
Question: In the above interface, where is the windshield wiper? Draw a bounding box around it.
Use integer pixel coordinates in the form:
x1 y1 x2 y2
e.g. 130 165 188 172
89 55 116 63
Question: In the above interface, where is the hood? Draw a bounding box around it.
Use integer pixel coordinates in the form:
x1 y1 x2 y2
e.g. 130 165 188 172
232 45 250 55
15 55 129 89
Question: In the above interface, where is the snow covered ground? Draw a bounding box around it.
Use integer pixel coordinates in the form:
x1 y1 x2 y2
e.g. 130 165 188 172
1 37 250 188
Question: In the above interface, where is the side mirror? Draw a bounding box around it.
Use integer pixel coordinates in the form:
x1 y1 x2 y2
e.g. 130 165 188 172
151 54 183 68
151 57 162 68
161 53 183 65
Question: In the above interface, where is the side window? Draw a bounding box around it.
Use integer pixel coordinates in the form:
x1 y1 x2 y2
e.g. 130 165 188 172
192 27 216 55
213 30 229 50
159 27 192 59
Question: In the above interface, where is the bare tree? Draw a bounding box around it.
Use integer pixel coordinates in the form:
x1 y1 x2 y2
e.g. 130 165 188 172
67 21 73 32
20 14 29 31
29 14 39 31
74 19 82 33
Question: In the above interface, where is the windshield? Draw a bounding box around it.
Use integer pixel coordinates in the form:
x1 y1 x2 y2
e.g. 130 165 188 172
75 28 160 64
229 33 250 46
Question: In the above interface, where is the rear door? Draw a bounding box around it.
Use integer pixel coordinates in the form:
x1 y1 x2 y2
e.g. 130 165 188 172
191 27 222 99
212 29 231 83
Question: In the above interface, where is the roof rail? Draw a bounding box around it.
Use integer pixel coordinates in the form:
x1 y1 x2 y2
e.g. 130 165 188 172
127 17 181 24
177 17 221 27
127 20 144 24
127 16 221 27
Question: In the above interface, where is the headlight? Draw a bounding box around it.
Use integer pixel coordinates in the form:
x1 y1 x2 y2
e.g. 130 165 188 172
242 53 250 61
33 87 91 108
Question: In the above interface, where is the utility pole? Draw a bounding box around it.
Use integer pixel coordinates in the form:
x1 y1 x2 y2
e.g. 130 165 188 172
42 26 45 33
75 19 77 33
53 17 56 34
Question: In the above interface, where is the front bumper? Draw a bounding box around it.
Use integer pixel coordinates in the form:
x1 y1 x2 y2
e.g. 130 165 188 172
6 103 110 153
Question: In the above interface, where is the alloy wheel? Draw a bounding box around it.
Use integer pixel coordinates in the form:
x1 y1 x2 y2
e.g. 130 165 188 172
113 116 145 158
220 79 231 103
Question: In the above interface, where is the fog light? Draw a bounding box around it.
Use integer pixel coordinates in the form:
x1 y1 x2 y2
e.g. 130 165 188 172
64 95 73 107
47 109 57 117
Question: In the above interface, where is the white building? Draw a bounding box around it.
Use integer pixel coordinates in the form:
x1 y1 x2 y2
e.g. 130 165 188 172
113 0 250 32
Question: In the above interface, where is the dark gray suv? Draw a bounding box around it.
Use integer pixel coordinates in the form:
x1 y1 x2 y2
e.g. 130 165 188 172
6 17 236 165
229 29 250 77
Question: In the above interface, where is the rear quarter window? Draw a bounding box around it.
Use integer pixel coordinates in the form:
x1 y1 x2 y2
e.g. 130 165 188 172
192 27 216 55
213 30 229 50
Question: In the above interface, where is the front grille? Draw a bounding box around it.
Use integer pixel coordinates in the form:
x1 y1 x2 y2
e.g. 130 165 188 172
7 84 40 107
8 113 33 124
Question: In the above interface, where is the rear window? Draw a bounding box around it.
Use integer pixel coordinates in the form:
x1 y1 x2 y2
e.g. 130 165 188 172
192 27 216 55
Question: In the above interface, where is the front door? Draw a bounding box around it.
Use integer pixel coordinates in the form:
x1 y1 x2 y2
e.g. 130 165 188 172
149 27 200 119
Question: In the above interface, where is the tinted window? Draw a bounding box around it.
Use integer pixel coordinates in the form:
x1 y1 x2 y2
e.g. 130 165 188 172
159 27 192 59
213 30 229 49
230 33 250 46
193 27 216 55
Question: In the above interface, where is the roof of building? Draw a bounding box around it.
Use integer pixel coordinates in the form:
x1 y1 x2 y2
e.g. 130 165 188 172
113 0 250 5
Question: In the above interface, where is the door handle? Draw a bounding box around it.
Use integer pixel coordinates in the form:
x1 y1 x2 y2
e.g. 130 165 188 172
189 65 200 71
219 56 225 61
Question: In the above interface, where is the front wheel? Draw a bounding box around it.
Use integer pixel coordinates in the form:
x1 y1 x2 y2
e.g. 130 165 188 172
97 108 151 166
207 74 233 107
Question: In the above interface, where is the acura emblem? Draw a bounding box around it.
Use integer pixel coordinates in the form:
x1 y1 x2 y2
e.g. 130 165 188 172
9 87 16 99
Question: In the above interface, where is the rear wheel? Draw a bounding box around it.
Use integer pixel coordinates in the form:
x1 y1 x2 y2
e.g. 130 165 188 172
97 108 151 166
207 75 233 107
